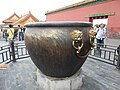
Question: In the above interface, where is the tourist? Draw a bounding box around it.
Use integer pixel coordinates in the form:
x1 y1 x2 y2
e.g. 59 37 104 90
117 46 119 54
7 24 16 62
4 29 9 42
14 28 19 40
7 24 15 47
18 25 24 41
22 27 26 40
96 23 107 50
0 28 2 39
93 24 99 31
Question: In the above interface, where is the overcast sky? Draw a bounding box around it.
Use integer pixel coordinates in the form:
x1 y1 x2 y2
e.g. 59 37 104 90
0 0 84 23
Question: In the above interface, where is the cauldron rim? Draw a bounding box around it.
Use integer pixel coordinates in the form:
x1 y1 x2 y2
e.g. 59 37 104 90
25 21 92 27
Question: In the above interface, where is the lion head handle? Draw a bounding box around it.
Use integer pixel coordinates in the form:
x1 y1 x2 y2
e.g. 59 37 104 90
71 30 83 54
71 29 96 57
89 29 97 49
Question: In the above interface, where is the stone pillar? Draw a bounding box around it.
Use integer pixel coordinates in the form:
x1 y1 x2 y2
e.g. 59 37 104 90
37 69 83 90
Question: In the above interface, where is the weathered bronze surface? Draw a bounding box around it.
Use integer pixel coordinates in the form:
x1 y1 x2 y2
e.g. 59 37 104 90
25 22 95 78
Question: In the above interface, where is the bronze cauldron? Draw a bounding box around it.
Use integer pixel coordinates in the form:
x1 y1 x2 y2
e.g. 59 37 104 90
25 22 96 78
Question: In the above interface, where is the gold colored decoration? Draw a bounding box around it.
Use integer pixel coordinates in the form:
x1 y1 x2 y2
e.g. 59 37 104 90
71 30 83 54
89 29 97 49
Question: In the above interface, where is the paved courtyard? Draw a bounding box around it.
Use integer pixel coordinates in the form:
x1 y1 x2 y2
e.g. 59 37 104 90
0 57 120 90
105 38 120 46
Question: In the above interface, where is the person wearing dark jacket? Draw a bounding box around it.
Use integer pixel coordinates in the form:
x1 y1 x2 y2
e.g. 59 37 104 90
18 25 24 41
117 46 119 54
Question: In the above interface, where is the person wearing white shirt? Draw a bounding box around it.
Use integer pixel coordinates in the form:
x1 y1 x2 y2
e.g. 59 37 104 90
96 23 107 49
18 25 24 41
0 29 2 39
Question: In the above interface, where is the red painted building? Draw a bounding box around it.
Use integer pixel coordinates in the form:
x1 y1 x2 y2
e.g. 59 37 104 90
46 0 120 35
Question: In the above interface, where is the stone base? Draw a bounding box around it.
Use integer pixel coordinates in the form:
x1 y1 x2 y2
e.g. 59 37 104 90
37 69 83 90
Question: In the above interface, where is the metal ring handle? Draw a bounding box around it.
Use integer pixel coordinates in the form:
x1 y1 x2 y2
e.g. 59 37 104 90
72 41 83 53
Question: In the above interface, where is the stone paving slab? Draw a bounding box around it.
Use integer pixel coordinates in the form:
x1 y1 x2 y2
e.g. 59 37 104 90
0 58 39 90
82 58 120 90
0 57 120 90
105 38 120 46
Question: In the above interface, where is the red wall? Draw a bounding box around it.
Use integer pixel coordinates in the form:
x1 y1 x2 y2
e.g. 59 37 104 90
46 0 120 31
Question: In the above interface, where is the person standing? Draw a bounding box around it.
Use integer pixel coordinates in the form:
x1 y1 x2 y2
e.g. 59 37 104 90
117 46 119 54
22 27 26 40
18 25 24 41
7 24 16 62
14 27 18 40
0 28 2 39
4 29 8 42
93 24 99 32
96 23 107 50
7 24 14 46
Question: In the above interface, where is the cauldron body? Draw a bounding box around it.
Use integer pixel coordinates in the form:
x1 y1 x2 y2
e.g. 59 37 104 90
25 22 92 78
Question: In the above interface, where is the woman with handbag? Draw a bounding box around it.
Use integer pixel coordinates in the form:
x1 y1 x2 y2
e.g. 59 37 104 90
7 24 15 47
7 24 16 62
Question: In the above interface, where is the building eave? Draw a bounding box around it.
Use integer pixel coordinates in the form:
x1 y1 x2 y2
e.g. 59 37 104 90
85 12 115 18
13 12 39 26
45 0 113 15
2 13 20 23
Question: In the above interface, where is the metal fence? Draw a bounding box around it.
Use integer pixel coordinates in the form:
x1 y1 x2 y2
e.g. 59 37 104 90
14 43 29 59
0 45 10 63
89 43 119 66
0 42 29 64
